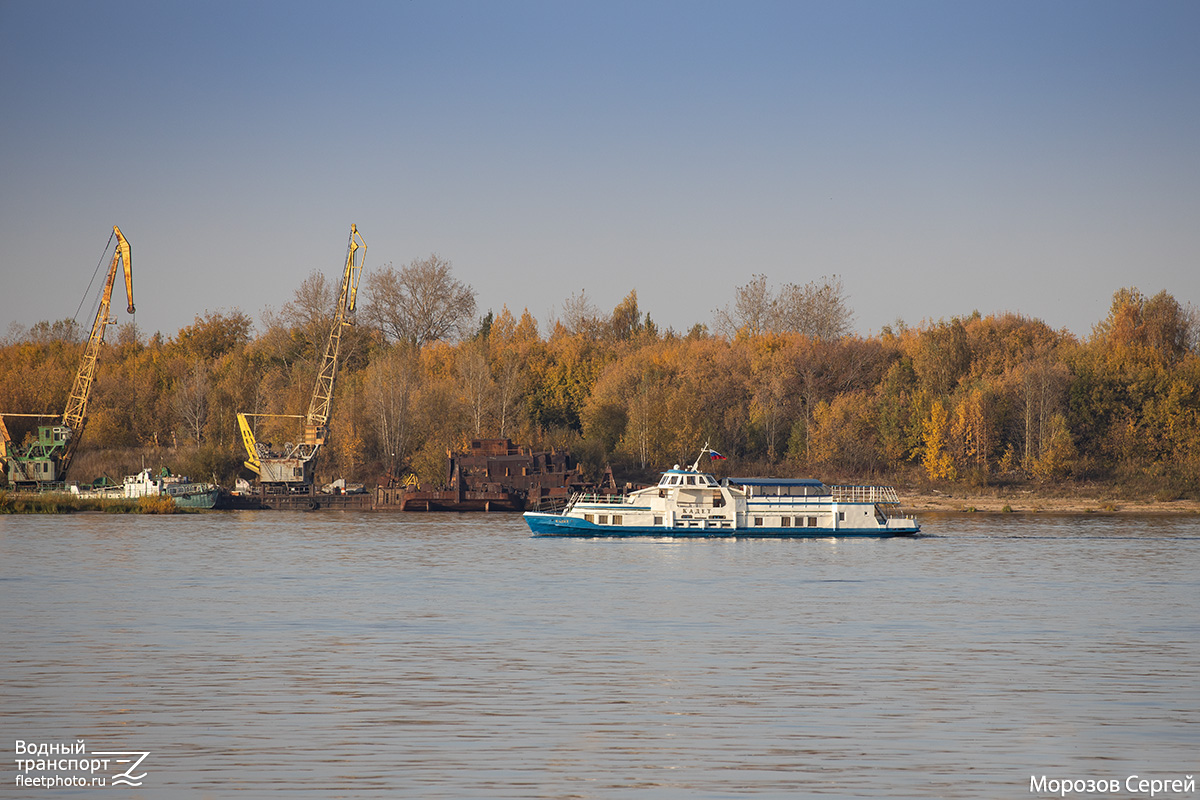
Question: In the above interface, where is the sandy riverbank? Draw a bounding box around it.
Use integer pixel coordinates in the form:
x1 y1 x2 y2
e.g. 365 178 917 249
901 490 1200 515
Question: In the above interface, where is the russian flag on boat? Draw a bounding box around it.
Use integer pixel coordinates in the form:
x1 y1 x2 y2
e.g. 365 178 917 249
709 450 726 460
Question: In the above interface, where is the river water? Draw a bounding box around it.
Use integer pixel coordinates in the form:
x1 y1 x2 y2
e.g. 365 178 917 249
1 511 1197 799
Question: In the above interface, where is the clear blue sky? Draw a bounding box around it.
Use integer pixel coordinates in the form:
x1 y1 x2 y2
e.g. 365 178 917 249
2 0 1197 341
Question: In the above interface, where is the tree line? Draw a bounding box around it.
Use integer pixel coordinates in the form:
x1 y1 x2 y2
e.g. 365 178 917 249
2 260 1198 497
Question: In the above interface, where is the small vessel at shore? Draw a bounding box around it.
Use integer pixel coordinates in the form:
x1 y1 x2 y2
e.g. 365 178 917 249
70 467 221 509
524 448 919 538
160 477 222 509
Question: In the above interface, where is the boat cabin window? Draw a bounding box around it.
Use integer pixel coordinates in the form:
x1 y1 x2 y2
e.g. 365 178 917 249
686 476 696 485
669 476 679 485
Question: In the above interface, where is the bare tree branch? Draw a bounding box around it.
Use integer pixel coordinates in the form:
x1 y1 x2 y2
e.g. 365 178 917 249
365 255 477 347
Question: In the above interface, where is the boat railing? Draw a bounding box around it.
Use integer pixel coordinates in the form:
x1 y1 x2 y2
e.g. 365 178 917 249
532 496 571 514
829 485 901 505
570 492 629 505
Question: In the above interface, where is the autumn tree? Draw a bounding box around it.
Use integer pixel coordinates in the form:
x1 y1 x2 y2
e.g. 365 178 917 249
557 290 605 340
174 310 253 360
773 275 854 340
261 271 334 361
363 344 421 479
713 274 773 337
525 325 611 433
1014 359 1071 474
748 338 795 463
949 385 1001 479
487 307 534 438
21 319 83 345
1030 413 1076 480
609 291 638 341
457 338 494 435
921 400 956 482
871 357 920 467
585 342 686 469
1099 287 1195 359
807 391 880 472
910 318 971 396
365 255 477 347
714 274 853 340
174 360 209 444
327 371 367 480
409 344 470 484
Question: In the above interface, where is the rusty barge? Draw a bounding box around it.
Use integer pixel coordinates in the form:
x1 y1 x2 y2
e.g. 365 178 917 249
375 438 590 511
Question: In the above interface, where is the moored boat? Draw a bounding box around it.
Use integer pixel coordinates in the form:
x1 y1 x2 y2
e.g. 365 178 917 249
524 448 919 538
70 467 222 509
162 479 222 509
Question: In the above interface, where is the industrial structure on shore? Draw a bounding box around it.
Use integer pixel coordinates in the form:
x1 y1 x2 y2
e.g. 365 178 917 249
374 438 594 512
1 223 603 512
237 224 366 493
1 226 134 489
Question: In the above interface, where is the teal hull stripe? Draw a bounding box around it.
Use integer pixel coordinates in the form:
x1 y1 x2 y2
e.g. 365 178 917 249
524 513 918 538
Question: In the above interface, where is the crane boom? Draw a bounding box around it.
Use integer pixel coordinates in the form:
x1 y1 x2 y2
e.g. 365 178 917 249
4 227 134 488
237 225 365 490
303 224 365 447
237 412 262 475
59 225 134 478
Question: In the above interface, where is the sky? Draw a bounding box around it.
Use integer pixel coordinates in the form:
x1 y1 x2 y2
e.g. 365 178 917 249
2 0 1198 342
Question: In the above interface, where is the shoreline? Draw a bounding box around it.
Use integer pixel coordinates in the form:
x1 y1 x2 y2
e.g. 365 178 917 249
4 487 1199 516
901 491 1200 515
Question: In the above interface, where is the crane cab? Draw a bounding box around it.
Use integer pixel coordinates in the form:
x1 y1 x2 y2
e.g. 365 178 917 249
6 426 73 487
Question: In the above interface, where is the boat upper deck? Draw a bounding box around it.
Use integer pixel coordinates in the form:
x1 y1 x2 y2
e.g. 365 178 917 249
639 461 904 509
656 469 721 488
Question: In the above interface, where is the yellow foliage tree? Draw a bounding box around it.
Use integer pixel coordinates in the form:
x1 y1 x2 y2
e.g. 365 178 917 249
950 386 996 476
922 400 957 482
1031 413 1076 480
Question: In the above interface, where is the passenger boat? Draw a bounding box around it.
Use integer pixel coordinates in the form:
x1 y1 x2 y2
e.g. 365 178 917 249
524 448 919 538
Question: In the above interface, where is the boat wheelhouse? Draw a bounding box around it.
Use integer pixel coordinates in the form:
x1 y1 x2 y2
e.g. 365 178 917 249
523 450 919 538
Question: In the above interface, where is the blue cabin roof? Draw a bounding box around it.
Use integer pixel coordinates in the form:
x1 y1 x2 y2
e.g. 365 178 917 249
728 477 826 488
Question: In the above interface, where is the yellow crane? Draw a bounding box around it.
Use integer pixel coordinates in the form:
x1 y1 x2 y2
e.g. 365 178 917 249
3 226 134 487
238 224 365 491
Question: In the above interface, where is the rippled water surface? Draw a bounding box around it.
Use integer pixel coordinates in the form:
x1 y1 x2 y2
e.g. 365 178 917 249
2 511 1197 798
